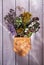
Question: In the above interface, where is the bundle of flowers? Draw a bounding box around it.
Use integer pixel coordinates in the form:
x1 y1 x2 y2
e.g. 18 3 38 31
4 6 40 56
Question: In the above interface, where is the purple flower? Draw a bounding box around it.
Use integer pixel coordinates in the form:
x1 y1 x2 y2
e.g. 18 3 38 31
7 23 17 36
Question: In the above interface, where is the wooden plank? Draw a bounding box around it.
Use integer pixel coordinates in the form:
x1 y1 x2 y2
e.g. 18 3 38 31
0 0 2 65
3 0 16 65
43 0 44 65
15 0 29 65
28 0 43 65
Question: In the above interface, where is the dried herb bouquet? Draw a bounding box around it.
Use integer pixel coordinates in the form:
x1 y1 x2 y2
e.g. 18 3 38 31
4 6 40 56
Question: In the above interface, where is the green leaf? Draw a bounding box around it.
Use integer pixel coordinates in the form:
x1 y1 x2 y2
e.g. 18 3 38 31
16 17 22 23
27 32 32 37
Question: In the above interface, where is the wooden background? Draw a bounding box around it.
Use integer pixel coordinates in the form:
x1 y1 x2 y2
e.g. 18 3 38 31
0 0 44 65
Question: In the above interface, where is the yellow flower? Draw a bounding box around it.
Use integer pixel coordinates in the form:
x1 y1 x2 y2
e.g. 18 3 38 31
21 12 32 23
16 28 24 34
